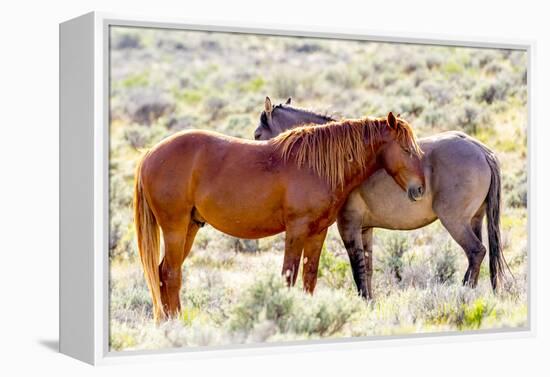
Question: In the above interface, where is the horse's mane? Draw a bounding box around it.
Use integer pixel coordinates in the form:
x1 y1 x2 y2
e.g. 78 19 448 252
271 116 422 190
260 104 337 128
274 104 338 122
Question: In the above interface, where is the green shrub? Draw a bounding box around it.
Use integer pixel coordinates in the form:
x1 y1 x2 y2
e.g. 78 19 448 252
463 298 493 329
110 274 153 322
476 79 510 104
123 124 169 150
289 289 362 336
454 102 484 135
123 124 151 149
124 89 175 125
273 74 297 98
228 273 296 333
419 80 452 105
317 247 350 289
109 211 136 260
503 169 527 208
421 107 448 128
243 77 266 92
380 232 409 282
166 115 197 131
287 42 323 54
415 285 474 327
324 65 362 88
222 115 253 138
181 89 203 105
442 60 463 75
112 32 143 50
430 240 458 284
425 55 443 70
204 96 226 119
228 273 362 338
396 97 427 117
228 237 259 253
110 324 138 351
121 72 150 88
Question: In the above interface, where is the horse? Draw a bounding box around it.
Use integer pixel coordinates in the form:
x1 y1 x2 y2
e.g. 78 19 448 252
134 109 425 321
254 97 506 300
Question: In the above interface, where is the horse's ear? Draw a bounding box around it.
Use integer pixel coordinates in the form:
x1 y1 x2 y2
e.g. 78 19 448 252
265 96 273 114
387 112 397 129
285 97 292 105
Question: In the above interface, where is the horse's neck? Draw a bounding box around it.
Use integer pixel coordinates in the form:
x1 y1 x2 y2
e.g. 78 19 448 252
285 111 331 130
339 151 380 197
309 113 332 124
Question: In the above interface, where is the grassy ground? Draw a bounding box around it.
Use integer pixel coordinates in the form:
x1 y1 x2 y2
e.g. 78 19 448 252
108 26 528 352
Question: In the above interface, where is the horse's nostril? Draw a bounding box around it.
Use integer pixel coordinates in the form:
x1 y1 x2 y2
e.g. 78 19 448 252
408 185 424 202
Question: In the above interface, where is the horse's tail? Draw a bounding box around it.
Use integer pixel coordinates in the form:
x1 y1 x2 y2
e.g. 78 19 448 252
481 144 508 291
134 152 164 322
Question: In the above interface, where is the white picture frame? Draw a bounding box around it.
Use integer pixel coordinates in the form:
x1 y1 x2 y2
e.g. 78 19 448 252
59 11 536 365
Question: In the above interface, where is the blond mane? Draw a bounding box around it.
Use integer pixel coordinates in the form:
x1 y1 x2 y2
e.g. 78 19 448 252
270 116 422 190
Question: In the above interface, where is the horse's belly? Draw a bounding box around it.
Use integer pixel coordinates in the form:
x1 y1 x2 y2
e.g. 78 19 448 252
205 216 285 239
363 198 437 230
360 171 437 230
194 197 286 239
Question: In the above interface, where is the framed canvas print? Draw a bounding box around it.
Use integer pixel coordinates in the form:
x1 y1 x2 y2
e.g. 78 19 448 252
59 12 534 365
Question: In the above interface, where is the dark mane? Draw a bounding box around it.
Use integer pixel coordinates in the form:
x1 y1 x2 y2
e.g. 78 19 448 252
260 104 338 129
273 104 337 122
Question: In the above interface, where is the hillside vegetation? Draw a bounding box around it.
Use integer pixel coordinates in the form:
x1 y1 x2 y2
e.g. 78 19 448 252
109 27 528 352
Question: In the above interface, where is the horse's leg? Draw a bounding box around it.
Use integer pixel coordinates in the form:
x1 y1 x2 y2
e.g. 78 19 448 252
467 207 487 285
471 206 485 243
302 229 328 294
282 227 307 287
158 215 194 318
337 203 368 299
361 227 374 300
438 215 486 287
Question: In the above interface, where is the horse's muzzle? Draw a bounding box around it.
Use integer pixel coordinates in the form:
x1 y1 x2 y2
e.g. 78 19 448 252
407 185 424 202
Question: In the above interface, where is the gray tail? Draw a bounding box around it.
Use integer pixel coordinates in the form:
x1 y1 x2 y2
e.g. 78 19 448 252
484 151 505 290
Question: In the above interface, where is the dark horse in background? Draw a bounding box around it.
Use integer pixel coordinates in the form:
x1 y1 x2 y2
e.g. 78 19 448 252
255 97 507 300
134 111 425 321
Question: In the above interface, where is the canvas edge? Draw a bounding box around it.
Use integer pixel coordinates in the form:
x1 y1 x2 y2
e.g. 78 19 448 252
58 10 537 365
59 11 96 365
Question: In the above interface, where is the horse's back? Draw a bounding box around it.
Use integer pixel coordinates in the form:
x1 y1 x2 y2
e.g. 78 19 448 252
356 131 493 229
143 129 268 174
141 129 294 238
142 130 214 186
424 131 492 218
424 132 492 196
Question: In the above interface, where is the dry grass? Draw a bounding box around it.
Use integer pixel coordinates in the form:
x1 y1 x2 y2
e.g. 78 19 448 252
108 27 528 352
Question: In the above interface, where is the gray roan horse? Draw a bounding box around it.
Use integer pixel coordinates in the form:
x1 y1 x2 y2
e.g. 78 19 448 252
255 97 506 299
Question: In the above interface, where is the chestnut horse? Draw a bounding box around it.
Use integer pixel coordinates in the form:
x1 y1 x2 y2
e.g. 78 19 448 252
254 97 507 299
134 111 425 321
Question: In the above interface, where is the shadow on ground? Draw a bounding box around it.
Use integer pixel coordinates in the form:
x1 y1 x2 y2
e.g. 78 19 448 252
38 339 59 352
